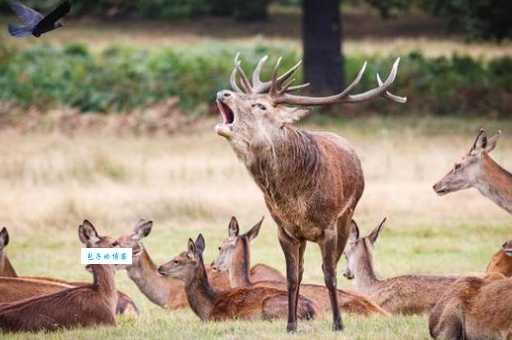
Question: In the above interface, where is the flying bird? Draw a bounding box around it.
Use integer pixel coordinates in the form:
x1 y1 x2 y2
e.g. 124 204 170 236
8 1 71 38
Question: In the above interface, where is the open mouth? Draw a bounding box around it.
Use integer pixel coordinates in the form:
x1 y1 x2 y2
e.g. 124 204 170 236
216 100 235 125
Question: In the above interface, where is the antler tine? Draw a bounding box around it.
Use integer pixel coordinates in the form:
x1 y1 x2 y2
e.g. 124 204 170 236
287 83 311 92
230 61 243 93
251 55 269 91
376 73 407 103
269 57 283 96
236 61 253 93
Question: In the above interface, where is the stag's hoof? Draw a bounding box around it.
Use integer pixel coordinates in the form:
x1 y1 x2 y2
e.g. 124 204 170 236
287 322 297 333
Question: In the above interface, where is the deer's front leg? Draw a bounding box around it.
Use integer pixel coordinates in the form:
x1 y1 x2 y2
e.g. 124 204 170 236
319 228 343 331
278 227 304 333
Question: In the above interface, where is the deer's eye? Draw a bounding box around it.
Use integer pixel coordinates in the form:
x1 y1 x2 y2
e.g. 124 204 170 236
173 260 179 264
218 246 221 251
454 163 462 170
252 103 266 111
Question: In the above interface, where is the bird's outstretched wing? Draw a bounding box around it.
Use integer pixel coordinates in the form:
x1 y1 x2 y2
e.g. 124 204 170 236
8 23 33 37
39 1 71 25
8 1 43 26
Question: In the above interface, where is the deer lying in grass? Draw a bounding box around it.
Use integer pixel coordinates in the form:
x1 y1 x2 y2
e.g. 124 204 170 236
216 54 406 331
486 240 512 277
158 234 317 322
429 273 508 340
343 218 458 315
212 216 389 317
0 226 138 316
0 220 118 333
114 219 284 310
434 129 512 214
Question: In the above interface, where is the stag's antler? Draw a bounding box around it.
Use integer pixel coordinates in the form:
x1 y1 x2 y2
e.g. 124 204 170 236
230 53 407 106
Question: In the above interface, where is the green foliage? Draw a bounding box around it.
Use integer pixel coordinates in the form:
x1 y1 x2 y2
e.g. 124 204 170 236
0 44 510 116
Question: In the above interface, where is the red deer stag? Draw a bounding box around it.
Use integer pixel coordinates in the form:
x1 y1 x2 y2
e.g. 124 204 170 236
486 240 512 277
114 219 284 309
433 129 512 213
0 220 118 333
0 226 138 316
157 234 317 322
343 218 458 314
212 216 389 316
215 54 406 331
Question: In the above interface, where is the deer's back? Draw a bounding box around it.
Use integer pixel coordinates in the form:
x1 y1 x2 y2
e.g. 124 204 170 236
249 264 285 283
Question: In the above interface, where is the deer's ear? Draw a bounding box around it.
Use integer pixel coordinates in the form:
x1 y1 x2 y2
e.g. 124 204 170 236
278 107 309 124
195 234 206 255
134 219 153 240
484 130 501 154
79 220 100 245
228 217 239 237
0 227 9 248
471 129 488 153
244 217 264 241
368 217 386 244
348 219 360 243
187 238 196 256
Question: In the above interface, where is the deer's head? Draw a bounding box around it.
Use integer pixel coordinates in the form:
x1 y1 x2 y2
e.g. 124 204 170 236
215 54 406 160
0 227 9 256
78 219 119 249
158 234 205 282
433 129 502 195
343 218 386 280
211 216 263 272
115 219 153 269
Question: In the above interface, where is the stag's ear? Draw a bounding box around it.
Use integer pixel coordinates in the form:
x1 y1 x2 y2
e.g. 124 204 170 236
195 234 206 255
368 218 386 244
278 106 309 124
79 220 100 246
484 130 501 154
348 219 360 243
244 217 264 241
0 227 9 248
134 219 153 240
228 217 240 237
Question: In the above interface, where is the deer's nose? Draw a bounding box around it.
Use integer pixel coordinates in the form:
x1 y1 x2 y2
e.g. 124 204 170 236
217 91 233 101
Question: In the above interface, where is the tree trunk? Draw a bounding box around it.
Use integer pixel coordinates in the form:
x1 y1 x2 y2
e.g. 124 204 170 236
302 0 344 95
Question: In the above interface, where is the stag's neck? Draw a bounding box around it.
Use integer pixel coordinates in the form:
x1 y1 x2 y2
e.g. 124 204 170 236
184 258 218 321
0 253 17 277
229 238 252 288
92 264 117 297
126 248 171 308
475 153 512 214
353 244 380 295
246 127 321 198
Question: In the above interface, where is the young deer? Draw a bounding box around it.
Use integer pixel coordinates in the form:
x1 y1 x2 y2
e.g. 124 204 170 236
486 240 512 277
429 273 507 340
343 218 458 315
212 216 389 317
216 54 405 331
0 226 138 316
158 234 317 322
433 129 512 214
0 220 118 333
114 219 283 309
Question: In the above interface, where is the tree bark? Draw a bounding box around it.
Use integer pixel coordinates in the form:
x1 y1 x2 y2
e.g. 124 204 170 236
302 0 344 95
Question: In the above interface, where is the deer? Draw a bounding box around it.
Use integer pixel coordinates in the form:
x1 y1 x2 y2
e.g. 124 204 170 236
433 129 512 214
215 53 406 331
0 226 138 316
428 272 508 340
343 218 459 315
114 219 285 310
486 240 512 277
212 216 389 317
0 220 118 333
157 234 317 322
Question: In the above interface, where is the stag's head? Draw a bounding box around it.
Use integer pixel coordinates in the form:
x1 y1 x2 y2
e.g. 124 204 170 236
216 54 406 158
433 129 501 195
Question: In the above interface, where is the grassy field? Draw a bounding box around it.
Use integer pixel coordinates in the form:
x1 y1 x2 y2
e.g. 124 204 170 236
1 115 511 340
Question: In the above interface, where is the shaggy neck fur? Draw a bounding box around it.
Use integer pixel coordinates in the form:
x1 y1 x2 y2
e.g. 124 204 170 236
229 238 252 288
0 253 17 277
184 256 218 321
475 153 512 214
353 241 380 295
126 248 172 308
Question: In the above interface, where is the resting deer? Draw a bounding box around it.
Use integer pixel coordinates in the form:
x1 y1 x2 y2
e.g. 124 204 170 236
429 273 508 340
158 234 317 322
114 219 284 309
433 129 512 214
212 216 389 317
0 226 138 316
0 220 118 333
487 240 512 277
343 218 458 315
216 54 406 331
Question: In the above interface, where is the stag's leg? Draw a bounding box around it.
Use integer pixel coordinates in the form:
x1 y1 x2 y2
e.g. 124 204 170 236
278 227 305 333
319 229 343 331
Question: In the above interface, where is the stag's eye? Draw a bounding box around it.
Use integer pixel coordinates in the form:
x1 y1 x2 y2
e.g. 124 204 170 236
252 103 266 111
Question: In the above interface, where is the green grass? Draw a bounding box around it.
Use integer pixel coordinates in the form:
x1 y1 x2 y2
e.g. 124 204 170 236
1 116 512 339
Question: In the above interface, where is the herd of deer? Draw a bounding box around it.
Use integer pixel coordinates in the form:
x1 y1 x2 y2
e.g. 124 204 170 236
0 54 511 339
